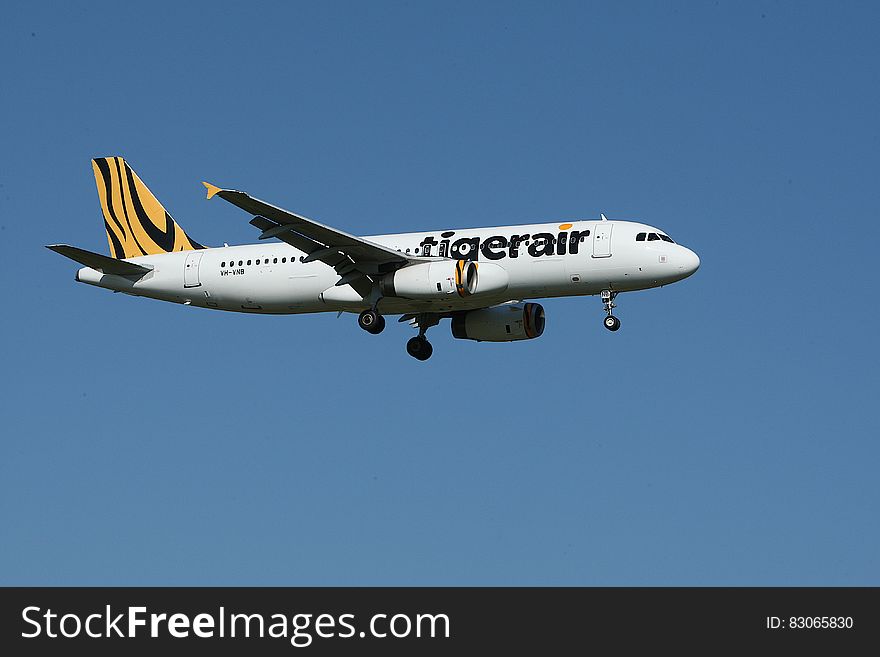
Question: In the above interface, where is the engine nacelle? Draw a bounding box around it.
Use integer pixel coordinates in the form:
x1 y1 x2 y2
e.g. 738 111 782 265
451 302 545 342
380 260 508 300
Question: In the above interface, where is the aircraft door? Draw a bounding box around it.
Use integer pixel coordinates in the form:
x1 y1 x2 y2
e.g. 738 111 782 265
184 251 203 287
592 223 613 258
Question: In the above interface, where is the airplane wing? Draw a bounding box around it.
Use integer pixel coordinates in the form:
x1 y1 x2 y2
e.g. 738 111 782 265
203 182 410 297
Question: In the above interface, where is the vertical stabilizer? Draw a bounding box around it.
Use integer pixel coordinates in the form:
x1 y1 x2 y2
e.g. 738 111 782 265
92 156 204 258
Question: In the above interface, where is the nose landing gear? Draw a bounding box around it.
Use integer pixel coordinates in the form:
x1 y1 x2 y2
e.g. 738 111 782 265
601 289 620 332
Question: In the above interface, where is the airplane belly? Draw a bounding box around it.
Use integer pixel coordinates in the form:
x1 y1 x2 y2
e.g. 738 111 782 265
580 263 654 293
206 267 330 313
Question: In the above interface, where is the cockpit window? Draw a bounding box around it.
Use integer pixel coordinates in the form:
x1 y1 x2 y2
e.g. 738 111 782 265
638 231 676 243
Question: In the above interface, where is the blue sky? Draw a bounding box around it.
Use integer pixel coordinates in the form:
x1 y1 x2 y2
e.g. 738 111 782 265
1 1 877 585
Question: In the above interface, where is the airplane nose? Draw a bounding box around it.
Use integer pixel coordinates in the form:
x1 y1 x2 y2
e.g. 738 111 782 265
688 249 700 273
680 248 700 278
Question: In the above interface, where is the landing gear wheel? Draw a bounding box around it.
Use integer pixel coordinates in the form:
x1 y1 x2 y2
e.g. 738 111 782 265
358 309 385 334
406 336 433 361
600 289 620 332
369 315 386 334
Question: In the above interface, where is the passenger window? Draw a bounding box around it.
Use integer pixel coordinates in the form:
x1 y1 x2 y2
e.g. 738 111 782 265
256 259 260 265
221 261 225 267
273 258 278 264
238 260 243 266
636 233 646 241
247 259 252 265
282 257 286 263
648 233 660 241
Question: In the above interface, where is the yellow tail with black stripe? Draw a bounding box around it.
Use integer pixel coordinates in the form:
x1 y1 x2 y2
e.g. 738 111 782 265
92 157 204 259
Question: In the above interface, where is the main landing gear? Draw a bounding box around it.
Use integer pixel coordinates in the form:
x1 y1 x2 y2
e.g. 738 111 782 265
358 308 385 334
405 313 439 361
601 289 621 332
358 307 438 361
406 336 432 361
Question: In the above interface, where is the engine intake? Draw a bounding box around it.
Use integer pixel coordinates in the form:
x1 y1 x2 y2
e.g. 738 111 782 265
451 302 545 342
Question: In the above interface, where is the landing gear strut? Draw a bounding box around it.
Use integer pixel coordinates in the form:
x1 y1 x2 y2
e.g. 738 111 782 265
601 289 620 332
358 308 385 334
405 313 439 361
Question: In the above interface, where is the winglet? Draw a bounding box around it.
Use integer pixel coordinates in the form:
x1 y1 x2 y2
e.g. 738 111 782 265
203 182 222 200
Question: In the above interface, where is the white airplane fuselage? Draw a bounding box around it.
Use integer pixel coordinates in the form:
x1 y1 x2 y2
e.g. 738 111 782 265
76 219 700 316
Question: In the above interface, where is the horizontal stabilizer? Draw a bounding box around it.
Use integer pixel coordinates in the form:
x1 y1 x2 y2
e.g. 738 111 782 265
46 244 153 277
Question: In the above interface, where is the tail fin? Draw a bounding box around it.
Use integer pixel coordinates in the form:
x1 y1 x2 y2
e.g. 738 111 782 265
92 156 205 259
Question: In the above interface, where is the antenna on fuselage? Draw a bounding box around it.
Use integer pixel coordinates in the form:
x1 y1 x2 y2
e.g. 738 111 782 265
600 213 608 221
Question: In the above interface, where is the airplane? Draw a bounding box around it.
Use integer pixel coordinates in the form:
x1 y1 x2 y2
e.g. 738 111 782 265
47 157 700 360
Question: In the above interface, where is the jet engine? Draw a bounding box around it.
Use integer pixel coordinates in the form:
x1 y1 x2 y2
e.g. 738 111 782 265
380 260 508 300
451 302 545 342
